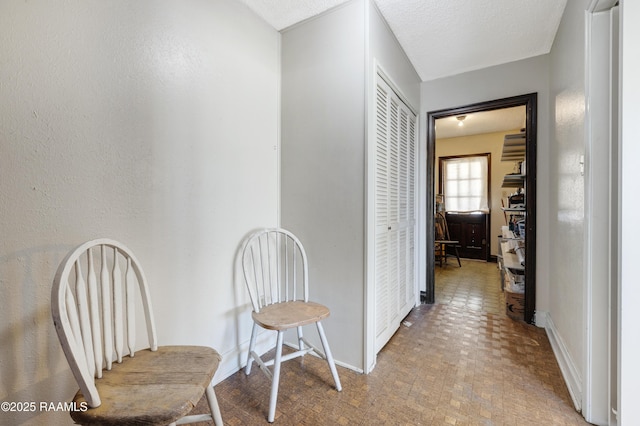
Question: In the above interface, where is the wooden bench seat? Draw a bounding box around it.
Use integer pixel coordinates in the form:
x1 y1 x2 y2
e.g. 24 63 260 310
252 300 330 330
70 346 220 426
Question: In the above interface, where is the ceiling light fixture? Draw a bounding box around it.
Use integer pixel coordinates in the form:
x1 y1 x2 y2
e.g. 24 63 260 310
456 115 466 127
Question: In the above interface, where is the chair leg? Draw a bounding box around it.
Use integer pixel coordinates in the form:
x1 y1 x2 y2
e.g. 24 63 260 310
297 326 304 350
206 383 224 426
316 322 342 392
454 246 461 267
246 322 259 375
268 331 284 423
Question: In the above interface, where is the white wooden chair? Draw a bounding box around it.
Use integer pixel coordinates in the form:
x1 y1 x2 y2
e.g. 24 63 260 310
241 228 342 422
51 238 223 426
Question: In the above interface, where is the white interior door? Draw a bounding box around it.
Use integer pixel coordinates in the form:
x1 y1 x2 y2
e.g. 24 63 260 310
584 3 619 424
374 75 417 353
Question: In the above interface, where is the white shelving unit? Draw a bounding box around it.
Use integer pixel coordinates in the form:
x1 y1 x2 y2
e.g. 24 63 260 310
500 132 527 320
500 132 525 162
502 173 526 188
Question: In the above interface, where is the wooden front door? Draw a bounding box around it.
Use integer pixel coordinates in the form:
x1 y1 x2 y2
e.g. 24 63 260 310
445 213 489 261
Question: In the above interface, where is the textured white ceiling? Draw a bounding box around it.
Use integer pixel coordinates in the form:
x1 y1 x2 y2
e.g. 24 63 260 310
238 0 567 82
376 0 567 81
236 0 349 31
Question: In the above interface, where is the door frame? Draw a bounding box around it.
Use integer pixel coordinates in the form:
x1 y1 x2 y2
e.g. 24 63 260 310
584 1 619 423
425 93 537 323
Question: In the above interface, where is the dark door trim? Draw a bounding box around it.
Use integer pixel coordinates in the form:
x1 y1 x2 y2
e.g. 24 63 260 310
425 93 537 324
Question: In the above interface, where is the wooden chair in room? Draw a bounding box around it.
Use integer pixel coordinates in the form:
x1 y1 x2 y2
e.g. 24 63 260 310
241 228 342 423
435 212 461 267
51 238 223 426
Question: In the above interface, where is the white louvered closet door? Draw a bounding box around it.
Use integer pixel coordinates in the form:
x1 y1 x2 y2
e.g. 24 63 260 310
374 76 417 353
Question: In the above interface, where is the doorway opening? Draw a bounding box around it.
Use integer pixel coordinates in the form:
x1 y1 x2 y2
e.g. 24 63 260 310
425 93 537 324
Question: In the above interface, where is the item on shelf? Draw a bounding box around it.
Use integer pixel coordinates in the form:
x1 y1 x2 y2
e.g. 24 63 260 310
501 226 514 238
515 246 525 266
517 219 526 239
505 268 525 293
514 161 523 174
508 193 525 207
505 290 525 321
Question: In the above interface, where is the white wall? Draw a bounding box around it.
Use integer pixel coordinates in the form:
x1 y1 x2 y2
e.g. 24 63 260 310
280 0 367 370
420 55 551 315
368 3 421 110
0 1 280 424
546 0 590 408
619 1 640 423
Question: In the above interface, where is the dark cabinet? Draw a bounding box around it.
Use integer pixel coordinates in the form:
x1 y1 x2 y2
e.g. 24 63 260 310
445 213 489 261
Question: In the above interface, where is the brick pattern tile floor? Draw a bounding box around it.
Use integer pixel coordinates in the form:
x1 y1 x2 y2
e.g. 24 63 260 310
194 259 589 425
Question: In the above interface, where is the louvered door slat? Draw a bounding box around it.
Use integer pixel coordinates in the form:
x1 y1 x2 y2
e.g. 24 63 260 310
398 229 407 308
407 229 415 305
375 84 389 228
408 114 416 221
375 232 389 337
388 99 399 224
399 108 409 222
388 231 398 318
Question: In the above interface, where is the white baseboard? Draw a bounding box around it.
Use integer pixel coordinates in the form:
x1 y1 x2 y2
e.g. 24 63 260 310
214 329 276 383
533 310 547 328
543 312 583 412
334 358 363 374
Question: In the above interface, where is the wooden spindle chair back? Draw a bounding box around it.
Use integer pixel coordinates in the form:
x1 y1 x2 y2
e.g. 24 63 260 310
242 228 309 313
52 238 223 425
52 238 156 407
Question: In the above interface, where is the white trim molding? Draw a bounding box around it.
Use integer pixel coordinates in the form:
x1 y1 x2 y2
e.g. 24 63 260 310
533 310 548 328
544 312 583 412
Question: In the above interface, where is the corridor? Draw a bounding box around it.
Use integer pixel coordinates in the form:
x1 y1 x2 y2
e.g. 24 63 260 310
205 260 587 425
